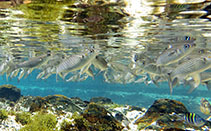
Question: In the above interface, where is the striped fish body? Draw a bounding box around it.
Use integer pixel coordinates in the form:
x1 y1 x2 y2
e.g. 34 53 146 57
183 113 206 127
156 43 196 66
56 52 98 74
56 54 83 74
171 56 211 80
168 56 211 94
200 72 211 82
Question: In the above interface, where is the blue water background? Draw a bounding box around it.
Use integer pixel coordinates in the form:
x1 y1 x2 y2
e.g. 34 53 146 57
1 69 210 117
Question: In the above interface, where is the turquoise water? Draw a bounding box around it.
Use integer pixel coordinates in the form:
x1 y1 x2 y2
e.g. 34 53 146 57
0 0 211 119
1 70 210 117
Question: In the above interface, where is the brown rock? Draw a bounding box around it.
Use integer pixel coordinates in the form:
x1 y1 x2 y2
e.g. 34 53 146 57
135 99 189 128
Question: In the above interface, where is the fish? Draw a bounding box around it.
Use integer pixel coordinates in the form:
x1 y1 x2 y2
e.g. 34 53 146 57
92 55 108 72
200 98 211 115
16 54 50 69
168 55 211 94
156 43 196 66
56 52 98 80
136 59 172 87
200 72 211 90
184 72 211 92
85 67 94 79
174 112 206 127
108 61 137 76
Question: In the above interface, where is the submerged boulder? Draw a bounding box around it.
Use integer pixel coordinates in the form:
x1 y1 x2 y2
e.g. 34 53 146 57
135 99 189 129
72 103 123 131
45 95 84 114
90 97 113 104
0 84 21 102
15 95 84 113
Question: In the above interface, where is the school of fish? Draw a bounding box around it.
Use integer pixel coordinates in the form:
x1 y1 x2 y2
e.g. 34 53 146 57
0 36 210 94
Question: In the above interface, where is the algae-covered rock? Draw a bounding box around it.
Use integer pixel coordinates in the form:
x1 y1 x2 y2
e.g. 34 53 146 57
15 95 84 113
90 97 113 104
71 103 124 131
82 103 123 131
0 109 8 121
29 96 47 112
70 97 89 108
0 84 21 102
20 112 57 131
135 99 189 129
45 95 83 113
15 112 32 125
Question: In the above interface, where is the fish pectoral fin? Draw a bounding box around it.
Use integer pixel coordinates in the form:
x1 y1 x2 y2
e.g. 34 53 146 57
150 74 159 87
79 63 91 76
188 74 201 94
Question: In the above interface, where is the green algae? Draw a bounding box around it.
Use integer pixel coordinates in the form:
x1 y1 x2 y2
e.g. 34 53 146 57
60 119 74 131
0 109 8 121
20 112 57 131
15 112 32 125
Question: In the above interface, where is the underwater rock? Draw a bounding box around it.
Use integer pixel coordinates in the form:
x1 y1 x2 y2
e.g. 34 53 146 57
29 96 47 112
135 99 189 129
79 103 123 130
0 85 21 102
14 96 46 112
90 96 113 104
44 95 83 114
162 128 186 131
15 95 84 113
70 97 89 108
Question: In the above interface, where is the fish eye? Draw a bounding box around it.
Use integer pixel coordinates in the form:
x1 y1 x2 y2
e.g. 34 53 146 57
184 44 190 49
203 58 207 62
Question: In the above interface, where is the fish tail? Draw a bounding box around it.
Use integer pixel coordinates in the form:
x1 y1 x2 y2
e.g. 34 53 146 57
188 83 197 94
167 73 173 94
56 73 58 82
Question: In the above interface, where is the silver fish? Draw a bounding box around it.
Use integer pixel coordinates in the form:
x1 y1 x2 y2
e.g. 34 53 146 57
16 54 49 69
185 71 211 92
93 55 108 72
56 52 98 80
156 43 196 66
168 55 211 94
